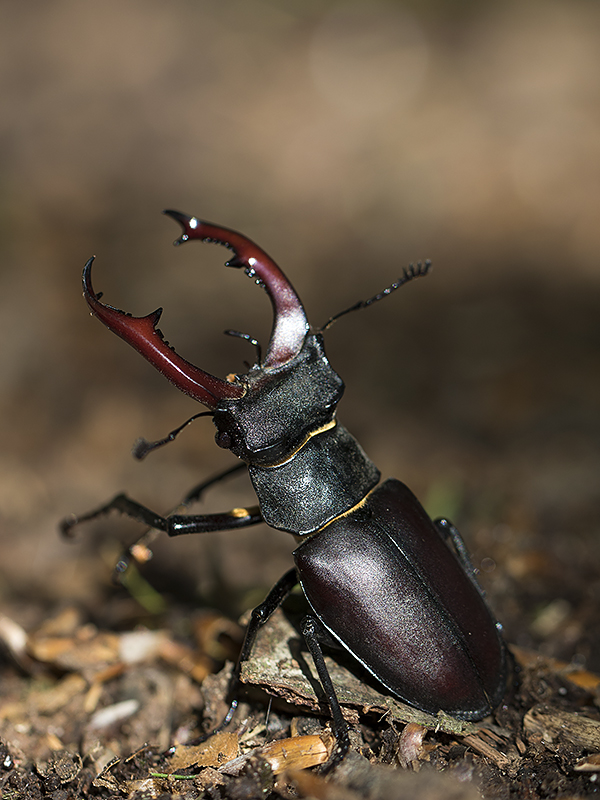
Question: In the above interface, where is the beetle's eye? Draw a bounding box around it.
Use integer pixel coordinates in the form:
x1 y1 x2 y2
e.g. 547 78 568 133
215 430 234 450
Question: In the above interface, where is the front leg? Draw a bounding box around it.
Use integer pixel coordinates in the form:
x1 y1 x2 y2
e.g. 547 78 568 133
60 492 262 538
60 462 260 538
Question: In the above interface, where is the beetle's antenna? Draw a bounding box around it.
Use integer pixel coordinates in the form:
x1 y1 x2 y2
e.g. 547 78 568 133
224 330 262 366
318 261 431 333
132 412 213 460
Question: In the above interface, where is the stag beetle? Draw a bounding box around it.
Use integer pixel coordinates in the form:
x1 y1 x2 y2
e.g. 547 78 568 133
63 210 508 767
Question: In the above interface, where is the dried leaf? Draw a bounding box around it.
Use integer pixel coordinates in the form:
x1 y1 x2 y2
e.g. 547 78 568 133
158 636 213 682
125 776 166 798
30 673 87 715
35 749 83 784
28 631 120 674
168 731 239 771
511 645 600 692
193 610 244 663
34 607 82 638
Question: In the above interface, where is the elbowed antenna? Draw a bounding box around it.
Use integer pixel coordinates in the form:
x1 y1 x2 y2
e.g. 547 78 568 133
163 210 309 368
82 257 244 409
318 261 432 333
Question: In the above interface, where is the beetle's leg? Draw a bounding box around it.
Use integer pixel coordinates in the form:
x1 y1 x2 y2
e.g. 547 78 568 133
214 577 350 768
435 518 508 643
434 517 485 597
301 615 350 770
60 492 262 538
181 463 247 506
167 507 262 536
60 463 253 537
60 493 168 537
217 568 299 729
133 463 251 551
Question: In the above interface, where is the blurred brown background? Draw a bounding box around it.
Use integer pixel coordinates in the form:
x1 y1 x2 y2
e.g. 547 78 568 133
0 1 599 667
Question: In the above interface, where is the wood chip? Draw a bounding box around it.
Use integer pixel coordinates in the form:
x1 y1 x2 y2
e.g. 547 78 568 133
168 731 240 771
523 705 600 750
461 732 514 771
260 733 332 773
574 753 600 772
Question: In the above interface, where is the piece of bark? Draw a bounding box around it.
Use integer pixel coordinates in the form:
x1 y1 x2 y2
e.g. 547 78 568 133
240 608 478 736
523 704 600 751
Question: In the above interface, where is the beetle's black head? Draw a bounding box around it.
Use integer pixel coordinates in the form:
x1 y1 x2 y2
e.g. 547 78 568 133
82 210 344 466
213 333 344 465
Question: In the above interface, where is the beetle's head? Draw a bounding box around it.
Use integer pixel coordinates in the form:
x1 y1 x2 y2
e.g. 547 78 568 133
83 211 344 466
